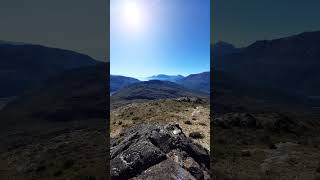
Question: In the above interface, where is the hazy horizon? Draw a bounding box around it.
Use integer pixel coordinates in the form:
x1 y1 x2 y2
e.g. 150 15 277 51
111 0 210 79
111 70 210 81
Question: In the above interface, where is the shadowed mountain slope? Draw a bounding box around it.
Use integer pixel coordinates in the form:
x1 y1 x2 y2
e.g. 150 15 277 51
0 43 99 97
214 31 320 100
211 41 240 58
0 63 108 126
110 75 140 93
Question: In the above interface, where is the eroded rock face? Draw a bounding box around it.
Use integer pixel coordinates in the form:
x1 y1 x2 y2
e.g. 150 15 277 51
110 124 210 180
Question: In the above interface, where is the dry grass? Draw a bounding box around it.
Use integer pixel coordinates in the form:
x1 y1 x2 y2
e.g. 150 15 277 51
110 98 210 151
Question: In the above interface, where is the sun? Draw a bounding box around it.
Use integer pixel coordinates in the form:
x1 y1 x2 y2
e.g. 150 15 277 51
122 1 144 31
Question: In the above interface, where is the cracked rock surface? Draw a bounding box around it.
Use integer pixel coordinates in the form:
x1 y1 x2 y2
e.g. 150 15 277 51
110 124 210 180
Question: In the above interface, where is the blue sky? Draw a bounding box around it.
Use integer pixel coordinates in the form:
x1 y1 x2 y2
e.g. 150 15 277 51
111 0 210 78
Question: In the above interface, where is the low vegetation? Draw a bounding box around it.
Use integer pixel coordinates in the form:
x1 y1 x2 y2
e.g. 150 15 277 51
111 98 210 151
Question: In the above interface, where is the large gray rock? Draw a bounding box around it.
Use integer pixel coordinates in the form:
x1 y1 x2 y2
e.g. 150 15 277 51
110 124 210 180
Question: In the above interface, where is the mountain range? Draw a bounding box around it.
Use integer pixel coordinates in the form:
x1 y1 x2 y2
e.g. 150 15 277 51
213 31 320 108
2 30 320 112
2 30 320 109
110 72 210 96
0 43 107 179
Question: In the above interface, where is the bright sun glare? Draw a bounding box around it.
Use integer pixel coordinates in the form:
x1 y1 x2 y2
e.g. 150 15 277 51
122 1 144 31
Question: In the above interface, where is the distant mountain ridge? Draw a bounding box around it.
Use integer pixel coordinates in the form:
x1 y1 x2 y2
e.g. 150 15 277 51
0 43 99 97
146 74 184 82
110 75 140 93
111 72 210 94
177 72 210 94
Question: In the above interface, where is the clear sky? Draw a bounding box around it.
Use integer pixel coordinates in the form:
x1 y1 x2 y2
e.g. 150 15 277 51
0 0 108 61
212 0 320 47
111 0 210 78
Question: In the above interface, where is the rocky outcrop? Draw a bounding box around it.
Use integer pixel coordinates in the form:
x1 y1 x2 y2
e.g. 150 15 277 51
175 97 204 104
110 124 210 180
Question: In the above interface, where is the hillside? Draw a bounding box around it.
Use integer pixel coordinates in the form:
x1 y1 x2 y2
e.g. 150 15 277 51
111 80 206 108
1 63 108 125
177 72 210 94
110 75 140 93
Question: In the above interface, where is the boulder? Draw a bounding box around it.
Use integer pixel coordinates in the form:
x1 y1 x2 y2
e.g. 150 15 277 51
110 124 210 180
